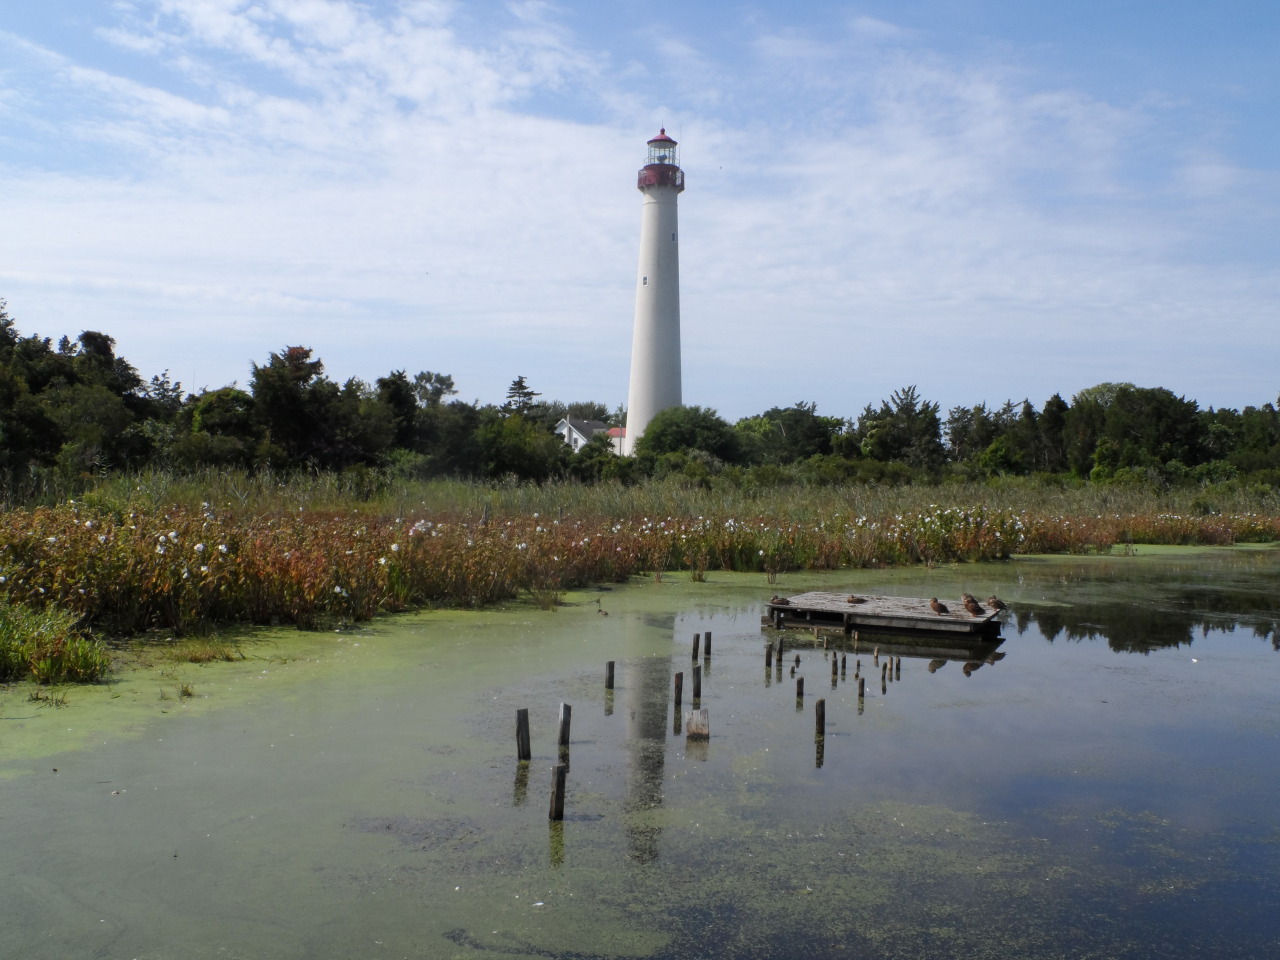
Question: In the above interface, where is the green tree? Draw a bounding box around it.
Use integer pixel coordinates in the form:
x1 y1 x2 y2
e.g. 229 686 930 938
634 406 743 465
853 386 945 471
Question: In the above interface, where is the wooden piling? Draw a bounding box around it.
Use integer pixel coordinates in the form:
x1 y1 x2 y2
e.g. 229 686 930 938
796 676 805 699
605 660 615 690
704 631 711 656
857 676 866 699
692 633 701 661
815 698 826 737
549 763 567 821
895 657 901 680
557 702 572 747
674 671 684 707
693 663 702 699
765 643 774 668
686 708 710 740
831 655 838 678
516 707 531 762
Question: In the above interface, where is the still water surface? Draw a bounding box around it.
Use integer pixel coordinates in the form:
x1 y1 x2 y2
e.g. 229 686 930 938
2 548 1279 959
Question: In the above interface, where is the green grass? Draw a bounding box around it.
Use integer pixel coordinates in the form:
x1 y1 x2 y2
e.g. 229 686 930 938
0 602 110 684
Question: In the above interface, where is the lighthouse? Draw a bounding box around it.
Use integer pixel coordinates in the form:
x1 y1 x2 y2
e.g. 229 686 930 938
623 129 684 456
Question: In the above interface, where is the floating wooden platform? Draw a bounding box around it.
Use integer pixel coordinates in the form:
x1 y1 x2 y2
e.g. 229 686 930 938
764 591 1002 639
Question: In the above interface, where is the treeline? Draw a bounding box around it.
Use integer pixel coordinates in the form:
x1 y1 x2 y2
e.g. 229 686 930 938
2 301 1278 495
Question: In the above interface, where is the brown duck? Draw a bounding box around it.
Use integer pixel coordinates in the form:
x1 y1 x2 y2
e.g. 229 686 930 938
929 597 949 615
963 596 985 617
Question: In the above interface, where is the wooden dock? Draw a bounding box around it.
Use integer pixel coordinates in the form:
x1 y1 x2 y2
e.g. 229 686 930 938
764 591 1002 638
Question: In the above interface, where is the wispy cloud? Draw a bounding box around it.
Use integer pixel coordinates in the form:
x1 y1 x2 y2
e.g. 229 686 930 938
1 3 1275 414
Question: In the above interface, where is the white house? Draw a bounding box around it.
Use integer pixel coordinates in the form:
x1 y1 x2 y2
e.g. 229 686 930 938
553 418 609 452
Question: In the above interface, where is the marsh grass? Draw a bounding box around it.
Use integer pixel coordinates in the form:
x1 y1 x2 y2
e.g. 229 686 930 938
1 472 1277 661
27 686 69 708
0 602 109 683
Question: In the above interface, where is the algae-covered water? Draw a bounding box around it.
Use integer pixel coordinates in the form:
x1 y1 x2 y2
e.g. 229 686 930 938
2 548 1279 959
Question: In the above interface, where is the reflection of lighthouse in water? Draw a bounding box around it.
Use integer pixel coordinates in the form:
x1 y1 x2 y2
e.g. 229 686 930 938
623 129 684 456
623 646 674 863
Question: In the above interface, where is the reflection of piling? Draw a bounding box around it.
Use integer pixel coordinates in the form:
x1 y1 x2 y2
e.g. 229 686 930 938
513 762 529 806
673 671 684 707
549 763 568 820
557 703 572 748
516 707 531 762
548 821 565 866
765 643 774 668
605 661 615 690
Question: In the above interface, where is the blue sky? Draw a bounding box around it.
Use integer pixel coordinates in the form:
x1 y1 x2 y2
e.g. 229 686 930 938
2 1 1277 421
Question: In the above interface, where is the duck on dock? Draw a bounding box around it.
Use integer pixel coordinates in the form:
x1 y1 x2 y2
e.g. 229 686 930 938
962 596 985 617
929 598 949 615
986 595 1009 612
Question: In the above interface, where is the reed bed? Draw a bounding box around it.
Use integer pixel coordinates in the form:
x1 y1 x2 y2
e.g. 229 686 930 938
1 496 1278 643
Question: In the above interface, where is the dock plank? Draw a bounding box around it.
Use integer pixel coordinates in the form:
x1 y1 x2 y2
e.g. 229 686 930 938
765 591 1001 637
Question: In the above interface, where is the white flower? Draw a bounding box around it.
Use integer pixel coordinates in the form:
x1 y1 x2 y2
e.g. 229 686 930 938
194 543 205 553
156 545 166 555
390 543 399 552
218 544 228 554
378 557 387 565
84 520 93 529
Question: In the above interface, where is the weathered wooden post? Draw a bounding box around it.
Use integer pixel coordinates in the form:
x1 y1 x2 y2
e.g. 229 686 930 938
796 676 804 700
895 657 901 680
704 630 711 656
765 643 774 668
686 708 710 739
831 655 838 678
815 698 826 738
557 703 572 748
692 663 702 700
605 661 615 690
691 632 701 661
673 671 684 707
549 763 567 821
857 676 866 699
874 646 880 665
516 707 531 762
855 658 861 678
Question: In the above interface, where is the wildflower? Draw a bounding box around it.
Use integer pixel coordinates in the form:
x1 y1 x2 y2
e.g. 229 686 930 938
84 520 94 529
378 557 387 565
195 543 205 553
219 544 228 554
200 565 209 574
390 543 399 552
156 545 166 555
98 535 107 544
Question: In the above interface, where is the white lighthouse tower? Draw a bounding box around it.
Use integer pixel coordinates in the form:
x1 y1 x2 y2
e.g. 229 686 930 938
623 128 684 456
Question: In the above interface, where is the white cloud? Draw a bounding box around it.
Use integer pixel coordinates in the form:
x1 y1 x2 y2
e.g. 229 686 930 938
0 4 1275 417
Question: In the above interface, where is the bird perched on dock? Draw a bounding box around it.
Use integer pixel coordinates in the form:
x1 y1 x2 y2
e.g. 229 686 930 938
986 595 1008 612
770 596 791 605
929 597 949 615
846 595 866 604
963 595 985 617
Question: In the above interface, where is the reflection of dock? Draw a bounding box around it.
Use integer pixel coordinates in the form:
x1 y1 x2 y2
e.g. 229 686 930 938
764 592 1002 639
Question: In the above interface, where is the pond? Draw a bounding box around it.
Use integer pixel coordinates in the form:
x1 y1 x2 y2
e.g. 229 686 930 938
2 547 1279 959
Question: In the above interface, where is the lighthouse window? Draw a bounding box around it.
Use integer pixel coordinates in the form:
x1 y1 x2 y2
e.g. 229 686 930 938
642 277 648 285
672 233 677 242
